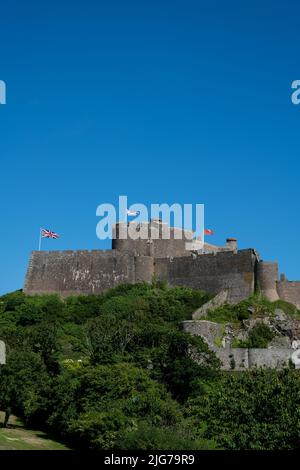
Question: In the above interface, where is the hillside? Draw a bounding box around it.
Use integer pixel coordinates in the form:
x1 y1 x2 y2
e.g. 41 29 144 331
201 294 300 349
0 282 300 450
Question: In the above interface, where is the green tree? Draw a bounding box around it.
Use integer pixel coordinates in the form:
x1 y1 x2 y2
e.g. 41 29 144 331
0 350 51 427
187 369 300 450
48 363 182 449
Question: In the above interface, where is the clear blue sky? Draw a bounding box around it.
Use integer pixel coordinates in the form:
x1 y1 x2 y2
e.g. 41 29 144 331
0 0 300 295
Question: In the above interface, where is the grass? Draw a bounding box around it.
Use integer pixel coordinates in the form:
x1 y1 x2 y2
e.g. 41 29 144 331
272 299 300 318
0 413 70 450
232 323 275 349
205 294 300 326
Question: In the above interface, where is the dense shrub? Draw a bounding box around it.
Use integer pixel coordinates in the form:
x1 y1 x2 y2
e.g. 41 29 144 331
115 421 218 450
1 285 300 450
236 323 275 348
205 294 292 325
0 284 217 449
47 363 185 449
187 370 300 450
273 299 300 318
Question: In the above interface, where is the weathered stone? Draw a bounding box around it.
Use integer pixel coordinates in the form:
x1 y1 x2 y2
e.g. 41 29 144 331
270 316 300 340
292 340 300 349
192 290 229 320
274 308 287 322
215 346 293 370
247 306 256 314
182 319 296 370
156 249 257 304
248 348 292 369
23 220 300 309
268 336 291 349
182 320 222 348
277 281 300 309
243 317 271 331
222 324 241 346
216 347 249 370
234 329 248 342
24 221 259 304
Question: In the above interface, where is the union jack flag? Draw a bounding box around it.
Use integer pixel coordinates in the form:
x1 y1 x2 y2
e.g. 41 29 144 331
41 229 60 239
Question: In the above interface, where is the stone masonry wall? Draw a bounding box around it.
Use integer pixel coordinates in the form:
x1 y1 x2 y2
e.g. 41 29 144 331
182 321 294 370
216 348 293 370
24 250 137 296
24 248 259 301
276 281 300 309
155 249 258 304
112 222 193 258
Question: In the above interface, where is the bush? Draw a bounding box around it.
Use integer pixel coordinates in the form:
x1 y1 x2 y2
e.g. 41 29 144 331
273 299 300 318
115 421 218 450
206 302 251 324
4 284 300 450
205 294 282 325
187 369 300 450
48 364 182 449
236 323 275 348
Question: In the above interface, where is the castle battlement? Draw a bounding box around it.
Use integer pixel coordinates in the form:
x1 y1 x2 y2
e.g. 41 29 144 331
23 221 300 307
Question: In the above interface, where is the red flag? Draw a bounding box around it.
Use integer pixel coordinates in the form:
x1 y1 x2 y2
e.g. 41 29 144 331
204 229 214 235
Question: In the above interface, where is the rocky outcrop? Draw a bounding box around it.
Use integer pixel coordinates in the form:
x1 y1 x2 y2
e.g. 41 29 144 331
270 309 300 340
182 307 300 369
182 320 223 348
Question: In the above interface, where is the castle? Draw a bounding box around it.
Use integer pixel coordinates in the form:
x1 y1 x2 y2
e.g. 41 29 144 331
24 219 300 308
23 220 300 370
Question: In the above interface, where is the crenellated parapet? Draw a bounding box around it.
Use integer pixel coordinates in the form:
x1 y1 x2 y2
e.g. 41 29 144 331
23 221 300 308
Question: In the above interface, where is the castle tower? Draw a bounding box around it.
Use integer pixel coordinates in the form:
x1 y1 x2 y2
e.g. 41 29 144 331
256 261 279 301
112 220 196 258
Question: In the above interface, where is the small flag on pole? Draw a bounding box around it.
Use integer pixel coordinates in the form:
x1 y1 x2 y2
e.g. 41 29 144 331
126 209 140 217
195 229 214 240
39 228 60 251
41 229 60 239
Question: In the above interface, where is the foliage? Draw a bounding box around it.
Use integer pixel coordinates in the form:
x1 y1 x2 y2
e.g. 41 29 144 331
235 323 275 349
0 284 217 449
0 350 51 426
273 299 300 318
115 420 218 450
52 364 185 450
205 293 299 326
1 285 300 450
206 301 252 324
187 370 300 450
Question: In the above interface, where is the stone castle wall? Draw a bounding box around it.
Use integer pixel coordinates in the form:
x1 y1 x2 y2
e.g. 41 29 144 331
24 250 138 296
112 221 195 258
216 347 293 370
23 221 300 308
182 321 294 370
155 249 257 304
24 248 258 302
256 261 279 301
276 281 300 308
256 260 300 308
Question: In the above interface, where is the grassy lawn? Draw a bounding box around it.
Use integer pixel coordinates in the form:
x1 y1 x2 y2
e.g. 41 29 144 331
0 413 70 450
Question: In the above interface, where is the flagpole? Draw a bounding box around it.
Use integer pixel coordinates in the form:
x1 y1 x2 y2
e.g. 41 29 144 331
38 228 42 251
